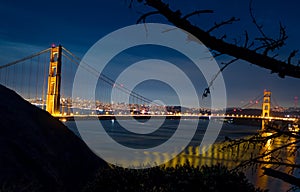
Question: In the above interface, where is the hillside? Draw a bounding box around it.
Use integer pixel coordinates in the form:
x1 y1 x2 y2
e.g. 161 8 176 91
0 84 108 192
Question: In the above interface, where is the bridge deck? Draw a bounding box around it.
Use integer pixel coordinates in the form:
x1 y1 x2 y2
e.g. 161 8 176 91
54 114 297 123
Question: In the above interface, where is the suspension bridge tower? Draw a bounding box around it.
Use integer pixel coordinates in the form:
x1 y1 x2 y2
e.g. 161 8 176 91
46 45 62 115
262 89 271 117
261 89 271 130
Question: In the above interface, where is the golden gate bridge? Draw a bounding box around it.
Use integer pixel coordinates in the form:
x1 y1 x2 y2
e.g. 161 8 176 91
0 45 297 125
0 45 157 116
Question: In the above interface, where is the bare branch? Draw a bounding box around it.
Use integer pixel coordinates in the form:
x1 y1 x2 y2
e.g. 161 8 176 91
129 0 144 8
142 0 300 78
220 34 227 40
202 58 238 98
271 53 279 59
221 132 282 150
243 31 249 48
233 139 300 171
211 51 223 58
255 161 300 169
265 125 300 139
262 167 300 187
288 50 299 65
182 10 213 20
249 0 289 57
220 58 239 66
249 0 267 39
136 11 160 23
207 17 240 33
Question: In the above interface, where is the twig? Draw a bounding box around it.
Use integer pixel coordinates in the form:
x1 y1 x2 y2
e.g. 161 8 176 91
183 10 213 20
207 17 240 33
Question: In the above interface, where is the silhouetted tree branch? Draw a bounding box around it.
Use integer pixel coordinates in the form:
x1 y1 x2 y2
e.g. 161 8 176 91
183 10 213 20
207 17 240 33
249 0 288 57
202 57 238 98
136 11 160 23
133 0 300 79
220 121 300 190
262 167 300 187
129 1 300 187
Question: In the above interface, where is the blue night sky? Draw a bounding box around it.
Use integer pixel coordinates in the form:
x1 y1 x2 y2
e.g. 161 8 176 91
0 0 300 108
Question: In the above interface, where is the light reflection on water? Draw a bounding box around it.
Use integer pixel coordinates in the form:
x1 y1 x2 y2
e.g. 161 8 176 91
64 119 299 192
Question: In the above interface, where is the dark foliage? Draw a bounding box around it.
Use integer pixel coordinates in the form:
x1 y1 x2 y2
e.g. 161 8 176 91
83 163 268 192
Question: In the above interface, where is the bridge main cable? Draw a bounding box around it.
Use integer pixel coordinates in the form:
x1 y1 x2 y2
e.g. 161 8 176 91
0 48 51 69
239 93 264 109
62 47 158 105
